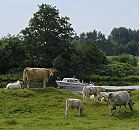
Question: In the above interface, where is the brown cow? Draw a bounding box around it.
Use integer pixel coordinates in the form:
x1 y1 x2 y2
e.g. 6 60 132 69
23 67 56 88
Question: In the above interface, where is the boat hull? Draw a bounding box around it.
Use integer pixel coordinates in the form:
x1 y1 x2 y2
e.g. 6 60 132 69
56 81 91 91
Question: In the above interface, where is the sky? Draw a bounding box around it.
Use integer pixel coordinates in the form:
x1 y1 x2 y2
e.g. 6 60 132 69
0 0 139 38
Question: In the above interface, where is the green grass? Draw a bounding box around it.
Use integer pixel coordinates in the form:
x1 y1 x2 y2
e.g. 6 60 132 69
0 87 139 130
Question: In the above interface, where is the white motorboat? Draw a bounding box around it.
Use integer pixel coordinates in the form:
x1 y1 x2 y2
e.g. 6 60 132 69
56 77 94 91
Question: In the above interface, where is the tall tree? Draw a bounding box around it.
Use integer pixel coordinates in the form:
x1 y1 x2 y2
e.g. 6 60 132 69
21 4 74 67
72 30 113 55
108 27 132 45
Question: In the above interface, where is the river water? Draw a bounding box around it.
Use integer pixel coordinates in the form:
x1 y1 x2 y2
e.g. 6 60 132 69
61 85 139 92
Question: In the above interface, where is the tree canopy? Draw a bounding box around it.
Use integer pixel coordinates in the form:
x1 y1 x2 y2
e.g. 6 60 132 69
21 4 74 67
108 27 139 55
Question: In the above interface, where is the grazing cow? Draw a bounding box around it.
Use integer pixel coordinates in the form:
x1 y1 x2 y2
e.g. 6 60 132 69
6 80 22 89
65 98 83 116
23 67 56 88
83 86 105 103
98 92 122 111
98 91 131 112
108 91 134 116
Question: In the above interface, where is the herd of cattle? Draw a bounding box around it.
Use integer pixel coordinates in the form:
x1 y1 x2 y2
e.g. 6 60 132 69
65 86 134 116
4 67 135 116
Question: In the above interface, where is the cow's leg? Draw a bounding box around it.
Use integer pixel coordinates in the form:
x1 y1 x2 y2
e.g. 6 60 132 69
94 95 99 102
108 104 113 116
27 80 30 88
78 107 81 116
43 81 46 88
83 94 85 103
65 107 68 116
83 95 87 103
124 104 127 112
109 108 113 116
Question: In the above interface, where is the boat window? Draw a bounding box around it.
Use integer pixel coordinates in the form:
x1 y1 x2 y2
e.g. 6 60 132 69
63 79 68 82
63 78 80 83
68 80 73 82
75 80 79 82
68 79 79 82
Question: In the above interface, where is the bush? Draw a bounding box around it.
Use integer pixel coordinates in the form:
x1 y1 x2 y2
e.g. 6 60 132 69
111 54 137 66
104 62 135 77
124 76 139 82
0 73 22 82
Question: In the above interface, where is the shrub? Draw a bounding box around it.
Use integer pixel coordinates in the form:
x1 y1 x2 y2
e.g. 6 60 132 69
111 54 137 66
98 59 136 78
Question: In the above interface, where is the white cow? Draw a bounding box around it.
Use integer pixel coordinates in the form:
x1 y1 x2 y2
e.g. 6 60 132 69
65 98 83 116
83 86 105 103
108 91 134 116
6 80 22 89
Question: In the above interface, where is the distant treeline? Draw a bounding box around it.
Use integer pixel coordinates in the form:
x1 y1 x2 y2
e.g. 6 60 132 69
73 28 139 56
0 4 139 82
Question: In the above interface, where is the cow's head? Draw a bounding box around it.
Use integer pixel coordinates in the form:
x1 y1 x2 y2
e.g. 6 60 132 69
108 93 114 102
49 68 57 76
111 104 117 110
128 99 134 111
48 68 57 77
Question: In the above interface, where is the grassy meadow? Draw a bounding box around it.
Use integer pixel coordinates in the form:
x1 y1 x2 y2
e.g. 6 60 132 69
0 87 139 130
0 56 138 129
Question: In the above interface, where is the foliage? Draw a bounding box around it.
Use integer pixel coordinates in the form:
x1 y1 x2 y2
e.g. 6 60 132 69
21 4 74 67
72 30 114 55
110 54 137 66
0 35 25 74
98 55 138 77
0 73 22 81
55 44 107 79
95 55 138 78
108 27 139 55
102 62 135 77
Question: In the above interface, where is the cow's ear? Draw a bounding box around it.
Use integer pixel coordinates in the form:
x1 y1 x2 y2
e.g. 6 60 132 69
48 69 51 74
52 68 58 73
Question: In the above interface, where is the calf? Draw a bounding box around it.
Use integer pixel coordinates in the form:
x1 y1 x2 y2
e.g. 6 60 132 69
65 98 83 116
6 80 22 89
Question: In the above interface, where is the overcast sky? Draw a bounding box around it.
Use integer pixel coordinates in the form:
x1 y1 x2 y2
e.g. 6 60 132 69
0 0 139 38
